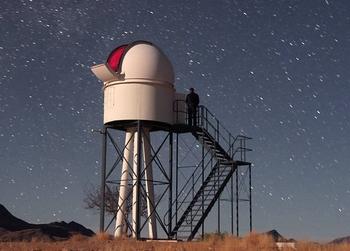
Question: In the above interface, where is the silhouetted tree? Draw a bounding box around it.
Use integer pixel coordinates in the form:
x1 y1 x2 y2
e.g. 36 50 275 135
84 185 151 218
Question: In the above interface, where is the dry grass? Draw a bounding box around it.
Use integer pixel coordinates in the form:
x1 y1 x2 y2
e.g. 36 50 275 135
0 232 349 251
295 241 350 251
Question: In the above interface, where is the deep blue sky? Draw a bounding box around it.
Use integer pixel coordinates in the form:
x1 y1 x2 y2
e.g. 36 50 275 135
1 0 349 241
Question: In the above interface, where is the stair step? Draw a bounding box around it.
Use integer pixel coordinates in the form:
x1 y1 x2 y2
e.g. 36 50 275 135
202 185 217 189
182 224 199 229
191 209 205 213
205 139 214 143
209 174 228 178
216 156 227 160
202 185 218 189
215 168 231 172
201 194 216 197
211 173 229 176
204 183 219 188
206 176 220 180
203 186 220 190
208 178 227 183
177 229 192 232
201 192 216 197
202 190 217 193
191 208 207 213
213 169 231 174
194 200 213 205
182 220 200 225
177 236 190 239
192 204 210 209
220 163 234 166
205 183 224 187
181 223 198 227
217 160 229 164
189 211 203 216
207 178 225 183
194 195 213 200
212 173 230 177
216 155 226 158
215 174 230 178
216 156 226 159
202 187 217 191
216 156 228 160
192 200 209 206
203 185 220 188
215 169 231 173
200 191 216 197
183 221 199 226
189 215 202 220
188 206 204 211
196 194 213 198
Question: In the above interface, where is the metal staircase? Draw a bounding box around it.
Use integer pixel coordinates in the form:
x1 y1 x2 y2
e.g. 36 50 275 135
168 104 251 241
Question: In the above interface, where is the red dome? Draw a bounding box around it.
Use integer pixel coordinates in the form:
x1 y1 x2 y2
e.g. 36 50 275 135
106 44 127 72
105 41 174 84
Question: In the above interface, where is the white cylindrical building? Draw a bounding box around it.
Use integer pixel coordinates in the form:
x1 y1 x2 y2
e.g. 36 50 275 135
101 41 176 125
91 41 181 239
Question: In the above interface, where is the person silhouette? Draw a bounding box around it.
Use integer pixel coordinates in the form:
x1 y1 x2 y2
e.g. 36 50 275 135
186 88 200 127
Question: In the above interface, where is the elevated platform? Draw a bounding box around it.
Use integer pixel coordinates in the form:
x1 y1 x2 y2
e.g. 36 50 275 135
103 104 252 241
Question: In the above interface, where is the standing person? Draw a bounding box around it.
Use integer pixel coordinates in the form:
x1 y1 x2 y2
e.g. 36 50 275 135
186 88 200 127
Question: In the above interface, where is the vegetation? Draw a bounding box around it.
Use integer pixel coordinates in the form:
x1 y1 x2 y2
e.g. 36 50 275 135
83 185 149 217
0 232 349 251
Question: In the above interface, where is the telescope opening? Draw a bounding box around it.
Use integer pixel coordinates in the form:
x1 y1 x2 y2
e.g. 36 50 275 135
107 44 127 72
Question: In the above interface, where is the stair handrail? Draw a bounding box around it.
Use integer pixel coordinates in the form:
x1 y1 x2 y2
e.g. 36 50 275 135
170 100 251 204
167 101 251 229
163 149 214 226
185 161 232 225
173 100 236 155
198 104 252 160
229 134 253 161
198 105 234 154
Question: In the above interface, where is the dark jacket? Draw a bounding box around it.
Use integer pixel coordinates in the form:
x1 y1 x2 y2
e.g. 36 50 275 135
186 92 199 109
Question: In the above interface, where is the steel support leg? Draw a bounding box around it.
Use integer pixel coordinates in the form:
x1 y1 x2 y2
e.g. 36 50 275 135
168 132 173 238
100 126 107 233
249 164 252 232
175 133 179 238
132 121 142 238
115 130 134 237
201 141 205 238
143 129 157 239
217 165 221 234
236 168 239 237
231 174 234 235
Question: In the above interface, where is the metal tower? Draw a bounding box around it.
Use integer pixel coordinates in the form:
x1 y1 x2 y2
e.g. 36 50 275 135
91 41 252 241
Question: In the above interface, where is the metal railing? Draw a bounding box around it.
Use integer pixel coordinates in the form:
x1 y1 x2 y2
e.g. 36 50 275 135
173 100 251 158
165 101 252 232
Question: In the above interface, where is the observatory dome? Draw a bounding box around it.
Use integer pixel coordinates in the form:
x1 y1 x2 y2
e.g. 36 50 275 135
100 41 177 126
107 41 174 85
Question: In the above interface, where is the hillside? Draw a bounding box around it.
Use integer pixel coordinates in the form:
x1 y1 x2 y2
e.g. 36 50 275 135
0 204 94 241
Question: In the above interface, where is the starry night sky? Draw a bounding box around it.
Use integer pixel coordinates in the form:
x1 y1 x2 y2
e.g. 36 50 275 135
1 0 349 241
